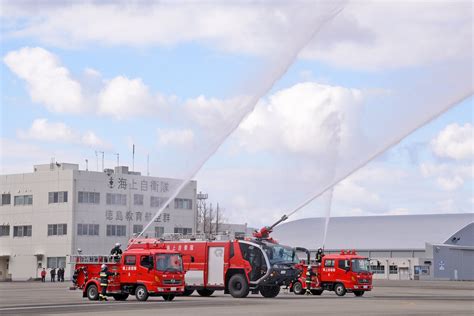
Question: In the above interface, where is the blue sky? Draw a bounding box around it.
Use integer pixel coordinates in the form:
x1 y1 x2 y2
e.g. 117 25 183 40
1 1 472 226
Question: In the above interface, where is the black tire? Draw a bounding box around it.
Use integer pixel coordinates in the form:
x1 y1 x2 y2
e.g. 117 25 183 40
292 281 305 295
310 289 323 296
135 285 149 301
228 274 249 298
86 284 99 301
113 293 129 301
259 285 280 298
197 289 215 297
353 290 365 297
162 294 175 301
334 283 346 297
182 288 195 296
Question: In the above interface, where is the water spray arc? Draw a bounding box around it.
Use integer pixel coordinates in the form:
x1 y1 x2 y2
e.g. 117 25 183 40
130 3 348 247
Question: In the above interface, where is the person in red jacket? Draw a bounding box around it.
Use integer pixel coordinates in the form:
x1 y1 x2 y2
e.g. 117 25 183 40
41 268 47 282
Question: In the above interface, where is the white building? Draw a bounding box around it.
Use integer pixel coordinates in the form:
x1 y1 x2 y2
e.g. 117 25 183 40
0 162 197 281
274 213 474 281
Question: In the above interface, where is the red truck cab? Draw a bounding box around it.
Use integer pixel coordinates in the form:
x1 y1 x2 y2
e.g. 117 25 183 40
71 245 185 301
291 249 373 297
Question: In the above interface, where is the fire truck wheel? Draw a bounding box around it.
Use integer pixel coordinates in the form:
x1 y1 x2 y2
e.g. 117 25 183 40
86 284 99 301
112 294 129 301
197 289 215 297
162 294 175 301
310 289 323 296
135 285 149 301
259 285 280 298
292 282 305 295
353 291 365 297
228 274 249 298
182 288 194 296
334 283 346 297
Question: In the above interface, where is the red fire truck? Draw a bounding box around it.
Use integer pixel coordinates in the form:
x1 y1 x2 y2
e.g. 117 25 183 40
128 217 301 299
71 243 185 301
290 249 373 297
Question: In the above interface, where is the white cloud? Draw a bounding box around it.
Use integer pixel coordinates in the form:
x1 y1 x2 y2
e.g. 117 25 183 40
420 162 473 191
302 1 472 69
1 2 340 55
17 118 108 149
3 47 84 113
2 2 470 70
237 82 364 157
98 76 166 119
431 123 473 160
158 128 194 147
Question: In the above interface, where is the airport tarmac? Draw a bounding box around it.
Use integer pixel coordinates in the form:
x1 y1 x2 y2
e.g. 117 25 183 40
0 280 472 315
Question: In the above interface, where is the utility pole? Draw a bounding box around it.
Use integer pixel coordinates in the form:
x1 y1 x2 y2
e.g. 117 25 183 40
132 144 135 172
114 153 119 167
216 203 219 235
94 151 99 171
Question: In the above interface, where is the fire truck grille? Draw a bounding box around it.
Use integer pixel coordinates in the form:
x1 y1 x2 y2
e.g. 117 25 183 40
163 279 182 285
358 279 370 284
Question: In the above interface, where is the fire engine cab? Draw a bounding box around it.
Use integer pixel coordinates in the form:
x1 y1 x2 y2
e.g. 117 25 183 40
129 236 300 298
291 249 373 297
71 243 185 301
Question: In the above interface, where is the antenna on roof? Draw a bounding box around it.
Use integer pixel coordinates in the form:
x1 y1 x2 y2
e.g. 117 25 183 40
85 159 89 171
147 153 149 176
114 153 120 167
132 144 135 171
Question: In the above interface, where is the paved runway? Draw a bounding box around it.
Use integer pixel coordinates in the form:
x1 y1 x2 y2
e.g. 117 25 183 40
0 280 472 315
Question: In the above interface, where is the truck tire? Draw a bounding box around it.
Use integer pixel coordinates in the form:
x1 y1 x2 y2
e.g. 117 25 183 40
113 293 129 301
259 285 280 298
197 289 215 297
182 288 195 296
86 284 99 301
228 274 249 298
334 283 346 297
292 281 305 295
162 294 175 301
310 289 323 296
353 290 364 297
135 285 149 301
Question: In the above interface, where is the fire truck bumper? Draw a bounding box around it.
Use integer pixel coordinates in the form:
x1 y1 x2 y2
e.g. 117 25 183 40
261 268 300 286
352 284 372 290
156 286 184 293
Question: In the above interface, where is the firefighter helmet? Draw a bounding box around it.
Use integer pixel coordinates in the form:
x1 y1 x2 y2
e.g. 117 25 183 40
101 264 107 271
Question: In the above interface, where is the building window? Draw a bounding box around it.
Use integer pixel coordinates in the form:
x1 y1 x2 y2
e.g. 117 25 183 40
174 198 192 209
13 225 32 237
106 225 126 237
106 193 127 206
47 257 66 269
0 225 10 237
389 265 398 274
77 224 99 236
370 265 385 274
48 224 67 236
155 226 164 238
134 194 144 205
48 191 68 204
324 259 335 267
78 192 100 204
1 194 11 205
174 227 192 235
14 195 33 206
133 225 143 234
151 196 170 208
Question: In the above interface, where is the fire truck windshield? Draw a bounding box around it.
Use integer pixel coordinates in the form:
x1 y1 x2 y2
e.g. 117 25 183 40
155 254 183 272
351 259 370 273
262 243 298 265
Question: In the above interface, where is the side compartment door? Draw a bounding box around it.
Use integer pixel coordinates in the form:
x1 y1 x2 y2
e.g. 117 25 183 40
207 246 225 286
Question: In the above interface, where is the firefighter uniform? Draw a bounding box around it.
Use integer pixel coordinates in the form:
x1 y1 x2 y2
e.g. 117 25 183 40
315 248 324 263
99 265 115 301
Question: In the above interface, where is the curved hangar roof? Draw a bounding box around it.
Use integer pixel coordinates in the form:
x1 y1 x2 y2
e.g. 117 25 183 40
272 213 474 251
